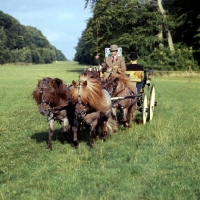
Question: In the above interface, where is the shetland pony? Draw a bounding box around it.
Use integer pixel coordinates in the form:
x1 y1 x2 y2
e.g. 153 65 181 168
70 74 117 148
102 66 138 127
32 77 74 150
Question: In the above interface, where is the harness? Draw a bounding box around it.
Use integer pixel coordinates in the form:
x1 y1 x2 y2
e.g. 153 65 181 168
39 86 70 123
73 81 97 121
47 105 70 123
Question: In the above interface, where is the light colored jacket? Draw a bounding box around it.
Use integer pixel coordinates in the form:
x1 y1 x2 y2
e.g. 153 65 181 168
103 56 126 71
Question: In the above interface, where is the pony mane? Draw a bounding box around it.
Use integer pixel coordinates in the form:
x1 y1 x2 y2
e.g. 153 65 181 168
103 66 136 93
49 78 71 102
70 74 108 113
32 77 71 106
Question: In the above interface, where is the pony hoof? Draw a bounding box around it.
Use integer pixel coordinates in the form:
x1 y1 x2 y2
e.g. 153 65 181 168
125 122 129 127
95 135 100 140
113 129 117 134
103 136 108 141
74 141 79 148
45 147 52 151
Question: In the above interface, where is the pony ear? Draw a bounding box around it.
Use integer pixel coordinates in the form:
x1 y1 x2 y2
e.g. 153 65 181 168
53 78 62 87
37 79 41 87
72 80 77 86
82 80 87 87
49 80 55 89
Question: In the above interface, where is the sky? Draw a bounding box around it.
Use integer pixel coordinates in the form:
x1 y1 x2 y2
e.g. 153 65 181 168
1 0 93 60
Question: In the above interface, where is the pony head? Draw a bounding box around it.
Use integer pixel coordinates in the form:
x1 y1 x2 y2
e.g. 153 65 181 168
102 66 136 94
70 75 108 113
32 77 71 116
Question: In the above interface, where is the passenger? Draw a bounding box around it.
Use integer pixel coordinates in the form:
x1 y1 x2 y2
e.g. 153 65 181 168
126 52 146 94
102 44 126 73
126 52 144 71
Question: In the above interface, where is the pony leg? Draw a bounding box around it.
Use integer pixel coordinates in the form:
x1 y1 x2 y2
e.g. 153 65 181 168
47 119 54 150
102 121 108 140
128 102 137 127
121 108 129 127
62 117 71 141
90 120 98 148
99 115 109 141
126 107 132 128
111 107 118 121
72 119 80 148
95 123 100 140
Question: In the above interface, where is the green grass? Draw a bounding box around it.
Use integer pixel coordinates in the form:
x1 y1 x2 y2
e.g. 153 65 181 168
1 62 200 200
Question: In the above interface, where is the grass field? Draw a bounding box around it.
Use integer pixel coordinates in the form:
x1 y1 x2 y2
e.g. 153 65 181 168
0 62 200 200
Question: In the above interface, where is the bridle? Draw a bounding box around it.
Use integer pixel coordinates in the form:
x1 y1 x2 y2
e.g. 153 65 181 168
103 69 125 97
73 81 95 120
39 86 69 122
74 100 87 119
39 87 52 112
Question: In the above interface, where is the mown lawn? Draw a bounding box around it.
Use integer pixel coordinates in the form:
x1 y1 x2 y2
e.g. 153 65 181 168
0 62 200 200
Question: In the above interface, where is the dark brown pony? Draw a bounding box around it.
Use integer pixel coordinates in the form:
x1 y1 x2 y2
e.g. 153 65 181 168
32 77 74 150
70 74 117 148
102 66 138 127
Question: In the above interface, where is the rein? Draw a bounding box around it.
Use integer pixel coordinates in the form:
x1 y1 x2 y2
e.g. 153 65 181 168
104 78 125 97
112 83 125 97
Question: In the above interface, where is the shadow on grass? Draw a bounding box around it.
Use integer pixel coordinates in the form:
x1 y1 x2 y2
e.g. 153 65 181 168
31 110 143 149
31 125 93 148
116 110 143 126
134 112 143 125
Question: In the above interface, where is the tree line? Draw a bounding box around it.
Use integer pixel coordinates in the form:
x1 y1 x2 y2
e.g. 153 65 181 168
0 11 67 64
74 0 200 71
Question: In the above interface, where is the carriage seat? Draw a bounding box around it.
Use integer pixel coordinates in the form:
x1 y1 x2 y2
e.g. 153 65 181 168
125 71 145 94
125 71 144 84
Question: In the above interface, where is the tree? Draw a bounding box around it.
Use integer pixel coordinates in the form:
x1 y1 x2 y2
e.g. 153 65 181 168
157 0 174 52
0 11 67 64
77 0 161 64
171 0 200 64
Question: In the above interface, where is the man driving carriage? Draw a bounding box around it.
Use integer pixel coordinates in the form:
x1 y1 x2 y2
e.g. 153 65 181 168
102 44 126 73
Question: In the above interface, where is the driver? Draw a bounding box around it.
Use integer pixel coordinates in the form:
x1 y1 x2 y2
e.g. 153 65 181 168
102 44 126 73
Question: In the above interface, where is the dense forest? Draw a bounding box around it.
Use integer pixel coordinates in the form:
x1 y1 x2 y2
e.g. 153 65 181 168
74 0 200 71
0 11 67 64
